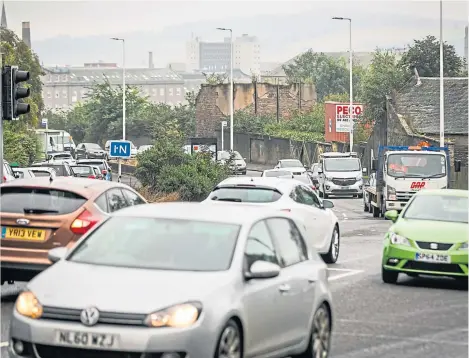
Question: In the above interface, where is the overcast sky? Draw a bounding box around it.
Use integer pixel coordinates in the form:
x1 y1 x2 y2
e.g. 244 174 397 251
3 0 469 66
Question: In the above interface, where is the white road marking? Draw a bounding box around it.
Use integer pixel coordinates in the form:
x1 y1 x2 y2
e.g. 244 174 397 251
0 341 8 347
327 268 364 281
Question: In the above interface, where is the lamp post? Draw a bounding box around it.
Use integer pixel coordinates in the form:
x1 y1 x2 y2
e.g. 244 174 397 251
111 37 126 182
332 17 353 152
439 0 445 147
216 27 234 151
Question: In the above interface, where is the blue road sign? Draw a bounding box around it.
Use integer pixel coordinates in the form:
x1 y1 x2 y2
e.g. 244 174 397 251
109 140 131 159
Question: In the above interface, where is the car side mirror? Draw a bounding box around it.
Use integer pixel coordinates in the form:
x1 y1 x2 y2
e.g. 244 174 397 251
48 247 69 263
245 260 280 280
322 199 334 209
384 210 399 223
454 160 461 173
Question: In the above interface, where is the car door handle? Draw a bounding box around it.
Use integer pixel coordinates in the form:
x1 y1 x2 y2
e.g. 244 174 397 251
308 278 316 284
278 284 291 293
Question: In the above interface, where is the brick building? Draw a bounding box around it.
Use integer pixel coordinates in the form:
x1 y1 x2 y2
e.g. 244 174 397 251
195 82 317 138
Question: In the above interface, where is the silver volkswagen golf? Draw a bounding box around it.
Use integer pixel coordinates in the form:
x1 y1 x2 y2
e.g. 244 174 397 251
9 202 333 358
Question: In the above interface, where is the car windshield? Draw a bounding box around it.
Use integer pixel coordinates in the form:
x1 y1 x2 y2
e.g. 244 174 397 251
264 170 291 177
403 195 468 223
280 160 303 168
1 187 87 215
324 158 360 172
210 187 282 203
68 217 240 271
87 144 102 150
387 154 446 178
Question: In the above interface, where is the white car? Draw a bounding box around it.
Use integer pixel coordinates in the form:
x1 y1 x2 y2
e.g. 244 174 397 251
217 150 247 175
202 177 340 263
261 169 294 178
2 160 16 183
12 168 36 179
275 159 307 175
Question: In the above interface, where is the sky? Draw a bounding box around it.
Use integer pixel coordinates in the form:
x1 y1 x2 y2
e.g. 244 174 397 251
3 0 469 67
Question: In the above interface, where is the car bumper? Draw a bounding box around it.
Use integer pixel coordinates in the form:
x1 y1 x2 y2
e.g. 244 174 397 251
382 245 468 277
88 153 107 159
385 200 408 211
9 310 218 358
324 181 363 195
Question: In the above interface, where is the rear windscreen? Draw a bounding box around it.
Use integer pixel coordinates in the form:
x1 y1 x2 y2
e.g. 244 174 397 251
79 162 105 171
265 171 290 177
37 164 66 176
1 187 87 215
209 187 282 203
32 170 53 177
71 166 93 175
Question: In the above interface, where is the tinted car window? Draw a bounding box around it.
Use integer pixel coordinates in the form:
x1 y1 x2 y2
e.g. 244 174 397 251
32 170 54 177
107 189 128 212
68 217 241 271
245 221 279 271
296 186 321 208
1 187 87 215
95 193 108 212
209 187 282 203
36 164 66 176
122 189 146 206
267 218 307 267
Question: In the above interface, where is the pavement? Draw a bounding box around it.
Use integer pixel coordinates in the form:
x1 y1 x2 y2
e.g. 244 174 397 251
1 175 467 357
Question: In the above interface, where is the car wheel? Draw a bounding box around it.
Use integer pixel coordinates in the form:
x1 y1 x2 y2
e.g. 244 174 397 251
292 303 331 358
214 319 242 358
321 226 340 264
363 200 368 212
372 205 380 218
382 266 399 284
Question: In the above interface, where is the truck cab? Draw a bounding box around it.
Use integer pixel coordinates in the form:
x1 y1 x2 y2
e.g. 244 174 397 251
317 152 365 198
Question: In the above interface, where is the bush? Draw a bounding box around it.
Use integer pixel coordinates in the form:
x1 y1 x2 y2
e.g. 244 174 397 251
3 123 40 166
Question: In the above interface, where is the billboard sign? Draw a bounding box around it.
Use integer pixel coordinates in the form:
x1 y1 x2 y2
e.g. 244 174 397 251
335 104 364 133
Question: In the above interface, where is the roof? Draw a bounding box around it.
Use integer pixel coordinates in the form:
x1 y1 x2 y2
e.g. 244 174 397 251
112 202 290 225
42 67 184 85
0 177 126 198
395 77 468 135
415 189 468 198
216 176 296 192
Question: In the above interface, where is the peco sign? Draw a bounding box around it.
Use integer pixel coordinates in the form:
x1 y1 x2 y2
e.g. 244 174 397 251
335 104 364 133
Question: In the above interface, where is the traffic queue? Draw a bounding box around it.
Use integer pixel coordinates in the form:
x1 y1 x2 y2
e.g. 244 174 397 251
0 150 467 358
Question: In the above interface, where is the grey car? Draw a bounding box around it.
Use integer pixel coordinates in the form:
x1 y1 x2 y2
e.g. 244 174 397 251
9 202 333 358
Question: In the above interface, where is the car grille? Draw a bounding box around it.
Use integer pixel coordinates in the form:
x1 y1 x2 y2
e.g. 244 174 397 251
332 178 356 186
40 306 147 326
416 242 453 251
34 344 178 358
403 261 464 274
396 191 415 202
292 171 302 175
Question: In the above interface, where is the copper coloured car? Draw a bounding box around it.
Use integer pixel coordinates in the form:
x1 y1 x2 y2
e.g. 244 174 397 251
0 177 147 283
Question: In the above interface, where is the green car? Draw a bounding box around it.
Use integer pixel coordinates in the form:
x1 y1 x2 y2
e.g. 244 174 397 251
381 189 468 284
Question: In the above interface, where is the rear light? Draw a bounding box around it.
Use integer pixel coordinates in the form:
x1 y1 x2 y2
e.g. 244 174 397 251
70 209 99 235
311 185 316 190
2 176 6 182
281 209 291 212
88 175 96 179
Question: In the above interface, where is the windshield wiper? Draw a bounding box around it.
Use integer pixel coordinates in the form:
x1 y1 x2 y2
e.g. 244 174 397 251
421 173 445 179
212 197 242 202
23 208 59 214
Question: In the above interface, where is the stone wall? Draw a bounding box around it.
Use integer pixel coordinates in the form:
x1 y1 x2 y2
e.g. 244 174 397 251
196 82 317 137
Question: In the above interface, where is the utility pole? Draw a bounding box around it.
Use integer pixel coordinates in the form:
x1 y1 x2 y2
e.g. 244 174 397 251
439 0 445 147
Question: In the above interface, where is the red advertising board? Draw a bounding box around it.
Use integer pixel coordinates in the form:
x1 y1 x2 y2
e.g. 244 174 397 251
324 102 364 142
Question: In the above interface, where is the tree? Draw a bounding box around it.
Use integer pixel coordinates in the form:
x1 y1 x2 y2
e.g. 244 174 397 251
283 50 364 101
202 72 228 85
399 35 465 77
360 50 407 123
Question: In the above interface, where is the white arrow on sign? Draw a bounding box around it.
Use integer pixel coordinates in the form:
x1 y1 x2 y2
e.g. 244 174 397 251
222 121 227 127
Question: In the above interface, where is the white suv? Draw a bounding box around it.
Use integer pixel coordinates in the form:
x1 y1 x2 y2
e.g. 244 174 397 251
2 160 16 182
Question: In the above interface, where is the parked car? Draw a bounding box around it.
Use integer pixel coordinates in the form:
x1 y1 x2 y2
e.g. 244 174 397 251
275 159 308 175
9 203 333 358
75 143 107 160
12 168 35 179
76 159 112 181
31 161 73 177
2 160 16 183
0 177 147 283
217 150 247 175
203 176 340 263
309 163 320 186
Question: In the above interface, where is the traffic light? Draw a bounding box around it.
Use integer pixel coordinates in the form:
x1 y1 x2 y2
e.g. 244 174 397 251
2 65 30 120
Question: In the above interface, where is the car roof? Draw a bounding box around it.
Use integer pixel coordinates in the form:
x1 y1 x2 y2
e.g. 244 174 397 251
26 167 55 172
1 177 127 198
279 159 301 162
215 176 296 192
50 152 72 155
77 159 106 163
415 189 468 198
113 202 291 225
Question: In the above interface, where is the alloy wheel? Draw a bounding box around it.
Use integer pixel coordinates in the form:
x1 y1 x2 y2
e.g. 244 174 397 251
331 229 339 261
312 305 331 358
217 324 241 358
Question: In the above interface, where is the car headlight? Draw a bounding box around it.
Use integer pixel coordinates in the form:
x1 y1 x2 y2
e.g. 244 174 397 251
325 176 332 181
389 232 410 246
16 291 43 319
459 242 468 250
387 185 397 200
145 303 202 328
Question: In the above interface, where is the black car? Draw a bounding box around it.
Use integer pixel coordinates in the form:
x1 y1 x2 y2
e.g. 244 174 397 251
76 159 113 181
75 143 107 160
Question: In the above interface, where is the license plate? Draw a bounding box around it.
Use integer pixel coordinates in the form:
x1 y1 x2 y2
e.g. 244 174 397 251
415 252 451 264
55 330 118 349
1 226 46 241
341 186 350 190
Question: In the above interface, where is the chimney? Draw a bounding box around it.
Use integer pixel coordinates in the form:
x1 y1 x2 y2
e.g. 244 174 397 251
148 51 154 69
22 21 31 48
464 26 468 63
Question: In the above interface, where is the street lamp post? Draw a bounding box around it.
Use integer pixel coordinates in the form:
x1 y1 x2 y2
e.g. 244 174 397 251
332 17 353 152
111 37 126 182
439 0 445 147
216 27 234 151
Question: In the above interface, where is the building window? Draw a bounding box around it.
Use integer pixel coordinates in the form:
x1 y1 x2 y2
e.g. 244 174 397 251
55 75 60 82
160 88 165 96
152 88 157 96
55 91 59 99
62 90 67 98
176 88 181 96
169 88 173 96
